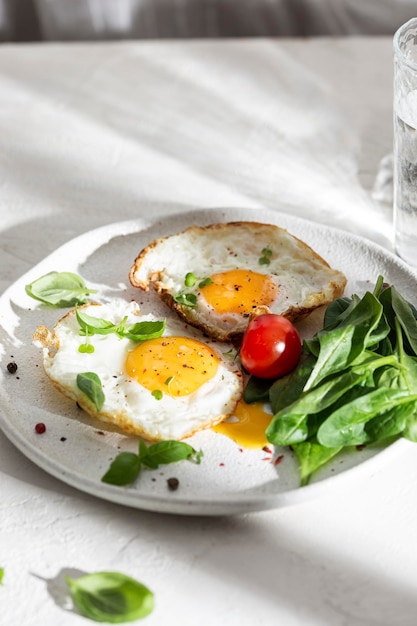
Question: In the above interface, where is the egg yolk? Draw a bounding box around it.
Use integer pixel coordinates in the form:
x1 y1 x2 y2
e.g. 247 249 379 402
213 399 272 449
125 336 219 396
199 269 278 315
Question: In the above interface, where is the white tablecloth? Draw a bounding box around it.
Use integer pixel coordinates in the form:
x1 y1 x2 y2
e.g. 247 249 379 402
1 37 416 626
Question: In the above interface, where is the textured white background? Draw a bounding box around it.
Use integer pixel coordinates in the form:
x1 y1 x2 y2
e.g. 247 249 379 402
1 37 416 626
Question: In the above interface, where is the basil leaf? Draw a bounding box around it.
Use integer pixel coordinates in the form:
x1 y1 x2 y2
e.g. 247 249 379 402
101 439 203 486
65 571 154 623
76 372 105 411
123 320 166 341
139 440 199 469
26 272 97 307
76 309 118 335
101 452 142 486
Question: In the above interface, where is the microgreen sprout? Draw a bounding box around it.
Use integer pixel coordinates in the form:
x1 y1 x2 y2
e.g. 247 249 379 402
198 277 213 288
173 274 213 307
185 272 197 287
259 246 273 266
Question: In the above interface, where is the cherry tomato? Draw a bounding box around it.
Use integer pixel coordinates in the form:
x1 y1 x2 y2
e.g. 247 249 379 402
240 314 302 379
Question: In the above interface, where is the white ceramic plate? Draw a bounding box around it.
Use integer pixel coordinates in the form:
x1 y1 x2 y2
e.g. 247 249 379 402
0 207 416 516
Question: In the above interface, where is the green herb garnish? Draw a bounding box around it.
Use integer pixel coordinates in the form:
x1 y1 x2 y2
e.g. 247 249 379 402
65 571 154 623
198 277 213 288
173 293 198 307
25 272 97 307
184 272 197 287
151 390 163 400
102 440 203 486
76 309 166 351
0 568 4 584
173 274 212 307
258 246 273 266
76 372 105 411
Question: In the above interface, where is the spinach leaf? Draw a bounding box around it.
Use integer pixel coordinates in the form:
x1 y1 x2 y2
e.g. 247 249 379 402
26 272 97 307
305 291 384 390
365 401 414 441
322 295 353 330
292 440 343 486
266 354 397 447
267 276 417 484
317 387 417 447
391 286 417 355
65 571 154 623
244 375 272 404
269 351 316 414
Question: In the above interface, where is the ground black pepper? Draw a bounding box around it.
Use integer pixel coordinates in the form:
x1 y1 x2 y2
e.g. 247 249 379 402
6 362 18 374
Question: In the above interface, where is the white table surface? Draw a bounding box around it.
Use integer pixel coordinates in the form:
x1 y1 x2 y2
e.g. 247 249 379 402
1 36 417 626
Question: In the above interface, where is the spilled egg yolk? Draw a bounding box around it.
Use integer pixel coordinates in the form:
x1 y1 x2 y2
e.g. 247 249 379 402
213 399 272 449
125 336 219 396
199 269 279 315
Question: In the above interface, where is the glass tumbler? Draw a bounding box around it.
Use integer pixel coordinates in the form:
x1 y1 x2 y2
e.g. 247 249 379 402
393 18 417 266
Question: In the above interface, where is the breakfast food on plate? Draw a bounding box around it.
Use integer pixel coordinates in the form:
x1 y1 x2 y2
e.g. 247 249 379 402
33 300 243 440
129 221 347 342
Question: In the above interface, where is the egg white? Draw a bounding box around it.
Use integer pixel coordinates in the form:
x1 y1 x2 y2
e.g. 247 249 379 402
130 221 347 341
37 300 243 441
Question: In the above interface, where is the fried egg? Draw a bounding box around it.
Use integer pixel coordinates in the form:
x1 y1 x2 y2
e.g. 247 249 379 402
34 300 243 441
129 221 347 342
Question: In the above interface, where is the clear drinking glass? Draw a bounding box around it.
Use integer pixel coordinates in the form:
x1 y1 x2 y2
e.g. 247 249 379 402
393 18 417 266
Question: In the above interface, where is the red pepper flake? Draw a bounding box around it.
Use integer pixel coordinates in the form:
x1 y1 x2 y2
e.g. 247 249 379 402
262 446 272 454
273 454 284 466
219 462 225 467
262 457 272 462
35 422 46 434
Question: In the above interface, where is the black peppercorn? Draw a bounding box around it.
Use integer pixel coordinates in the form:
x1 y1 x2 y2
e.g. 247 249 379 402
167 477 179 491
7 362 18 374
